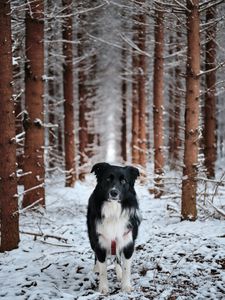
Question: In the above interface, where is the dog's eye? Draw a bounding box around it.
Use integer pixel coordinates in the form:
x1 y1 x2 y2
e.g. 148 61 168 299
121 179 126 185
106 175 114 182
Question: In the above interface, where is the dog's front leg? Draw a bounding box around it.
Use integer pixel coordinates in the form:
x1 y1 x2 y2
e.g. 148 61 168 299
98 260 108 294
95 247 108 294
121 244 133 292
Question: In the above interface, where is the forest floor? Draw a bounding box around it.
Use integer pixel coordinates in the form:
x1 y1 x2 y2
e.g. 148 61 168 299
0 175 225 300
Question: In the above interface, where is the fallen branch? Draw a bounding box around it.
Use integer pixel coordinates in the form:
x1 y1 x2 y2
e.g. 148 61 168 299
206 200 225 218
20 230 68 243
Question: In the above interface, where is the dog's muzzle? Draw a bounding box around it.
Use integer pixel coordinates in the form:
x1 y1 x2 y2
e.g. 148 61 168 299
109 188 120 201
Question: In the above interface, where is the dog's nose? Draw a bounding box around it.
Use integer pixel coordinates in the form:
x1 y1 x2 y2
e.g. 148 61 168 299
110 189 119 199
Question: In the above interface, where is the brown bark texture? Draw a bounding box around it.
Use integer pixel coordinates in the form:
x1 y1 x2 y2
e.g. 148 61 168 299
0 0 20 251
168 34 174 165
78 13 88 181
23 0 45 208
204 7 217 178
62 0 76 186
181 0 200 221
153 5 165 197
138 5 147 169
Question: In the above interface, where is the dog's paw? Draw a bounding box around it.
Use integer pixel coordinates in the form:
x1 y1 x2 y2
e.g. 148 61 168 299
99 283 109 294
122 283 132 293
115 264 122 281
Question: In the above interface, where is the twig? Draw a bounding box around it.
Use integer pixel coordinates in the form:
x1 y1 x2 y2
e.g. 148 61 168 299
206 200 225 218
20 230 68 243
38 240 74 247
41 263 52 272
211 171 225 204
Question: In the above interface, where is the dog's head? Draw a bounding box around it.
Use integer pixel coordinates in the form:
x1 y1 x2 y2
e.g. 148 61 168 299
91 162 139 202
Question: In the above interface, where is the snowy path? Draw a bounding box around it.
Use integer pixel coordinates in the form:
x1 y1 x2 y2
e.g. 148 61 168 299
0 179 225 300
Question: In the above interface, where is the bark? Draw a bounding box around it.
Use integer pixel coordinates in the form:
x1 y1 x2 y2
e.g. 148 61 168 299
87 53 97 160
153 4 165 197
173 26 182 166
204 6 217 178
48 67 56 170
131 14 140 165
62 0 76 187
170 23 182 169
23 0 45 208
0 0 20 251
168 34 174 166
181 0 200 221
78 13 88 181
121 46 127 162
138 4 147 168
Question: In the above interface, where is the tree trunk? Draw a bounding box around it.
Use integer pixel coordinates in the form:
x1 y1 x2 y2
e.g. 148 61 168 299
121 46 127 162
153 4 165 198
78 13 88 181
138 3 147 169
62 0 76 187
48 67 56 170
181 0 200 221
131 13 139 165
23 0 45 208
0 0 20 251
173 25 182 166
168 34 175 168
204 6 217 178
87 53 97 160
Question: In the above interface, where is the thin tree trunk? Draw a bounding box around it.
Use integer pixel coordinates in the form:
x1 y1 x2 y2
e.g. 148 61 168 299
78 13 88 181
87 53 97 160
62 0 76 187
181 0 200 221
204 6 217 178
48 70 56 170
131 13 139 165
121 46 127 162
173 23 182 166
0 0 20 251
23 0 45 208
153 4 165 198
138 4 147 169
168 34 174 167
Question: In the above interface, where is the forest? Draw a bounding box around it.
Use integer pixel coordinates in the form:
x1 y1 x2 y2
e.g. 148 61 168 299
0 0 225 299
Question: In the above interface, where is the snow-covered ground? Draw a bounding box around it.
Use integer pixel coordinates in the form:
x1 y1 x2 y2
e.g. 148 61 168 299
0 176 225 300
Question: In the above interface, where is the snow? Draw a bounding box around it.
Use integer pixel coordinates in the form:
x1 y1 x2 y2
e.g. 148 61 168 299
0 176 225 300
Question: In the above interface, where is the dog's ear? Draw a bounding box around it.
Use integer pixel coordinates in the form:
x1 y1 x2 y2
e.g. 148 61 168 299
125 166 140 186
91 162 110 181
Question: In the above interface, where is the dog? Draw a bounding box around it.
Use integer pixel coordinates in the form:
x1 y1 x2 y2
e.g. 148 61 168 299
87 162 141 293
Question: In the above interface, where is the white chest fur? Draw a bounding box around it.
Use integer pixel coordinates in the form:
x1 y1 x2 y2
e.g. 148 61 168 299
96 201 133 254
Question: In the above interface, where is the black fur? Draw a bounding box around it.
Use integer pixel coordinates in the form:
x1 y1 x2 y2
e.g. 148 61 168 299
87 162 140 264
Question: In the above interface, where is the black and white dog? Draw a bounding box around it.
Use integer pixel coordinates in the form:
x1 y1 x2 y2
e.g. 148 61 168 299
87 162 141 293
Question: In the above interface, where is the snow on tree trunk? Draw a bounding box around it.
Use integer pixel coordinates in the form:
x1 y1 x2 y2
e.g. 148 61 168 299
138 3 147 169
131 12 140 165
181 0 200 221
0 0 20 251
78 12 88 181
204 6 217 179
173 25 182 167
121 45 127 162
62 0 76 187
153 4 165 198
23 0 45 208
168 34 175 167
